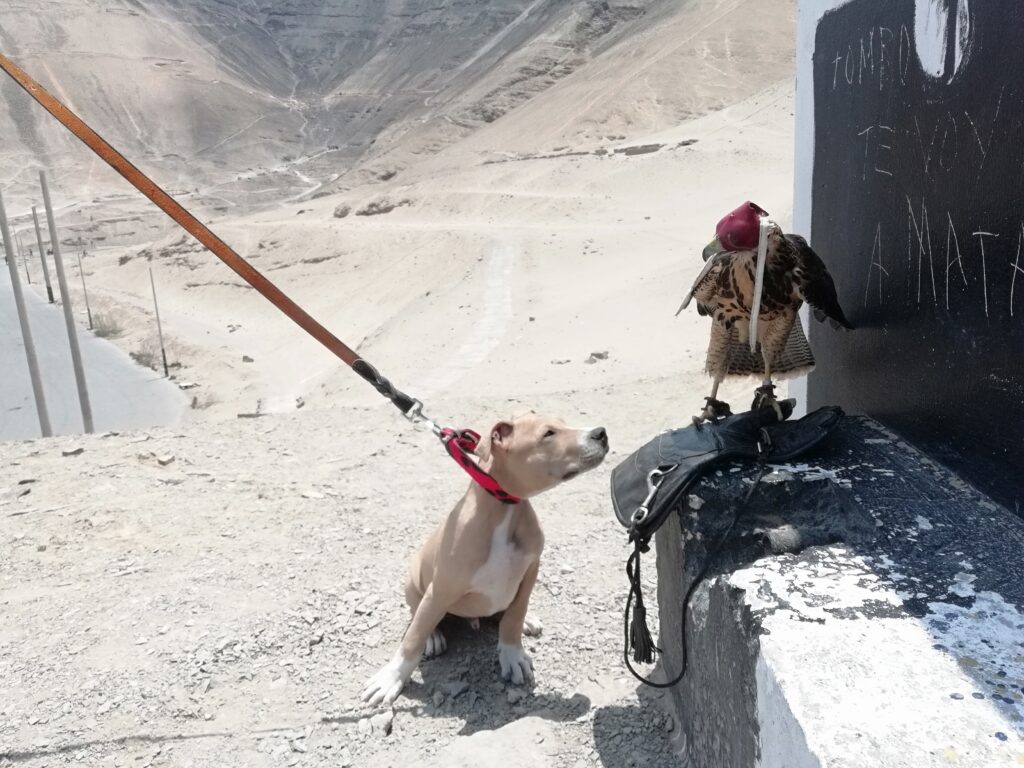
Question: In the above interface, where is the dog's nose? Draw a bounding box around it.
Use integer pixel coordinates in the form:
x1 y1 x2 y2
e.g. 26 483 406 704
589 427 608 447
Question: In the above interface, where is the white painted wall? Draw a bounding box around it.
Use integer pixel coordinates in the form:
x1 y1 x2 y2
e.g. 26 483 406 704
754 655 821 768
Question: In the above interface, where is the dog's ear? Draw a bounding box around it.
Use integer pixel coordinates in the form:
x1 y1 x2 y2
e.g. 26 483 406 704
491 421 514 448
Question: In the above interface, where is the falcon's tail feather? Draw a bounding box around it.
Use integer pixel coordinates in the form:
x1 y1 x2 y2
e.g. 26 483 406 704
706 321 815 379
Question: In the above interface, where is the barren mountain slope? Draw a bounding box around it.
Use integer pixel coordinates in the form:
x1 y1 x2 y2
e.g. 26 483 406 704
0 0 657 212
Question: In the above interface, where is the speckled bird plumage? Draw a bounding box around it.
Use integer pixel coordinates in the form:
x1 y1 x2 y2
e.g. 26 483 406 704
689 226 852 381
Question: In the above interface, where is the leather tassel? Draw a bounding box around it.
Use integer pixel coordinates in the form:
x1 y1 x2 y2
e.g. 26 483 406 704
626 545 656 664
630 595 656 664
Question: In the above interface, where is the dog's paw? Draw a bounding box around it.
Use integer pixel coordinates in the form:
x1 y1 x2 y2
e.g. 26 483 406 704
362 655 417 707
498 642 534 686
466 618 481 632
423 629 447 659
523 614 543 637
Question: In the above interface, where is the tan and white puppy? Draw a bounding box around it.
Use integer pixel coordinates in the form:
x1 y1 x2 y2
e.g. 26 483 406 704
362 413 609 706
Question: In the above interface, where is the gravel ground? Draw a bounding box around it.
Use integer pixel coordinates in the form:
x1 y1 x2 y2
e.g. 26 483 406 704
1 386 685 767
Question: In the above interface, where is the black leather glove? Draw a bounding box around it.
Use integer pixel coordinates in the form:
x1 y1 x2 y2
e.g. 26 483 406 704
611 405 844 543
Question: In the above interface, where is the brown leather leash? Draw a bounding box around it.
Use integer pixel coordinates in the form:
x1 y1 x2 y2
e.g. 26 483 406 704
0 52 421 420
0 53 531 503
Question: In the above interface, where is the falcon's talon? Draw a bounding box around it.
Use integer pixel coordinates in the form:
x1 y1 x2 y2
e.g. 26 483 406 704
751 385 785 421
751 383 775 408
695 397 732 425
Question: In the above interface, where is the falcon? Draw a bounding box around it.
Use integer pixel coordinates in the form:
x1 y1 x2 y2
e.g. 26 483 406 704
677 201 853 423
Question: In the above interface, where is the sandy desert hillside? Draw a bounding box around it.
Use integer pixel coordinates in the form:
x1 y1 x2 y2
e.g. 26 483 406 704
2 0 796 424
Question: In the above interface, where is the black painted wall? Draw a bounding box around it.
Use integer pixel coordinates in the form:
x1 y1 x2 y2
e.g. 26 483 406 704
807 0 1024 516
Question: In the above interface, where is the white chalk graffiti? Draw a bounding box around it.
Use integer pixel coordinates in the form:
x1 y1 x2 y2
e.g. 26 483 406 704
863 208 1022 320
832 24 911 91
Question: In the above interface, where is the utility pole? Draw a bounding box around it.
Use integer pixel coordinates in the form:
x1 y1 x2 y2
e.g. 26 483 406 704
31 206 55 303
0 189 52 437
15 230 30 284
76 250 93 330
149 265 169 377
40 169 94 433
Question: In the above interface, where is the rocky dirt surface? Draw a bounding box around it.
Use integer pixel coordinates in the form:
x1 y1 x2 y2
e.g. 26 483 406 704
0 384 692 767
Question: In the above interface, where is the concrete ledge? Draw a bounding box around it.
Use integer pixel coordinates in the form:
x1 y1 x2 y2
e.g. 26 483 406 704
654 416 1024 767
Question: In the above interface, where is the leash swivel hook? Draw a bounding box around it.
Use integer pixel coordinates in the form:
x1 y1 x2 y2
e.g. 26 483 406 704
630 464 679 527
402 399 442 437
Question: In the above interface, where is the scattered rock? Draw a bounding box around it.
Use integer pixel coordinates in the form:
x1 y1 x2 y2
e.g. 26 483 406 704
584 351 609 364
355 198 412 216
432 691 445 707
408 717 556 766
301 490 325 500
369 708 394 737
157 454 176 467
551 359 571 365
62 446 84 457
242 355 254 363
441 681 469 698
333 204 352 218
615 143 663 156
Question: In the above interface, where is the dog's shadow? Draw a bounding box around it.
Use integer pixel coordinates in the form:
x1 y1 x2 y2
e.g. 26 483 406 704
399 616 591 736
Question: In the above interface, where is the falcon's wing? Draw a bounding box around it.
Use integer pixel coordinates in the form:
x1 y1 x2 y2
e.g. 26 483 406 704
675 253 726 317
786 234 854 330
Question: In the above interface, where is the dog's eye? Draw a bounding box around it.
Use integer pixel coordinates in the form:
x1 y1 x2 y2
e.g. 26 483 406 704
543 429 556 439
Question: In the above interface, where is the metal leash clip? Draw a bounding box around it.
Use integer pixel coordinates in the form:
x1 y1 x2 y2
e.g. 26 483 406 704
403 399 442 437
630 464 679 526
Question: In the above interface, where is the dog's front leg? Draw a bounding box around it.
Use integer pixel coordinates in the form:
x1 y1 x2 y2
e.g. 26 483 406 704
497 560 540 685
362 585 448 706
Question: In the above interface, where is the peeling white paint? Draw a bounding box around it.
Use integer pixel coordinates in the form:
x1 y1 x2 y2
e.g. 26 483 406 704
767 462 852 488
731 545 1024 765
914 0 973 81
950 570 978 598
732 548 903 622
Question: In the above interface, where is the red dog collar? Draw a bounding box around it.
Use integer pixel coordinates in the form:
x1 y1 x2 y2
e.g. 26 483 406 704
440 428 521 504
